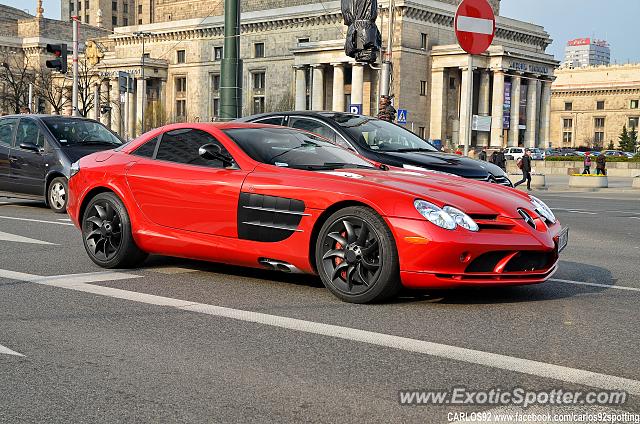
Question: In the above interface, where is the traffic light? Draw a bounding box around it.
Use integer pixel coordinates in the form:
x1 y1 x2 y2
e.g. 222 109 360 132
45 44 67 74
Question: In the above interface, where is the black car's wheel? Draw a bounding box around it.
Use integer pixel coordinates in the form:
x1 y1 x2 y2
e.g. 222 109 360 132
81 192 147 268
316 206 401 303
47 177 68 213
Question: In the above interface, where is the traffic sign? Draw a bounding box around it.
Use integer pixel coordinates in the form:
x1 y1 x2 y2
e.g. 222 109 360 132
349 104 362 114
454 0 496 55
397 109 408 124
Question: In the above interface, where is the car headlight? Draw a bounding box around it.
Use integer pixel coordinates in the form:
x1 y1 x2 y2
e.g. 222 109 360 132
530 196 556 224
70 161 80 178
443 206 479 232
414 200 456 230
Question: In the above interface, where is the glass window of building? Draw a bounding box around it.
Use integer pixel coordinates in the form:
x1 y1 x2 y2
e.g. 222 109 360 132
564 102 572 111
214 47 223 61
596 100 605 110
254 43 265 58
177 50 186 64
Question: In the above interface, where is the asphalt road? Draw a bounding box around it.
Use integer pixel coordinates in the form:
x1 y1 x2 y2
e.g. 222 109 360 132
0 191 639 423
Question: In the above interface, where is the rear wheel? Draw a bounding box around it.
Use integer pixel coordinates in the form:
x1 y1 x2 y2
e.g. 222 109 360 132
81 192 147 268
315 206 401 303
47 177 68 213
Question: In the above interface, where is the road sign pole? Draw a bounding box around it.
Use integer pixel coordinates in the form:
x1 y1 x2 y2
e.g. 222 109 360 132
72 16 79 117
124 75 129 140
465 54 473 156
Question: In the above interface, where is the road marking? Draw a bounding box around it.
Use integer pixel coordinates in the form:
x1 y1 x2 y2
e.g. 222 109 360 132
57 218 72 222
551 278 640 293
0 230 56 245
1 267 638 395
0 215 75 226
147 267 200 275
0 343 24 357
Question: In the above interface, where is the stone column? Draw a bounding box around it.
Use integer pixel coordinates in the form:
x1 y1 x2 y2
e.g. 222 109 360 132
490 69 505 147
159 79 167 113
294 66 307 110
93 83 100 120
109 79 121 135
351 63 364 107
311 65 325 111
477 69 491 147
429 68 447 143
100 79 110 126
459 65 473 149
539 80 552 149
525 78 539 149
331 63 345 112
508 74 522 147
136 78 146 136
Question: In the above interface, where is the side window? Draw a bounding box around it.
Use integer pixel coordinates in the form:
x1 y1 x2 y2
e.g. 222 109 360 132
16 119 45 149
289 117 337 143
255 116 284 126
0 118 18 147
155 128 232 168
132 136 159 158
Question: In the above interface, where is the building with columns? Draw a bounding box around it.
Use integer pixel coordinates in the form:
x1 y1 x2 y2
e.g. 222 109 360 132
81 0 558 147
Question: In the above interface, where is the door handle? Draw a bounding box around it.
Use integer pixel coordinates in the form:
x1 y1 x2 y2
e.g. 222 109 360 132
9 156 18 162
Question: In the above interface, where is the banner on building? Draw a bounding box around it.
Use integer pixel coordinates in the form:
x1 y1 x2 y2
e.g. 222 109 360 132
503 81 512 130
519 83 528 129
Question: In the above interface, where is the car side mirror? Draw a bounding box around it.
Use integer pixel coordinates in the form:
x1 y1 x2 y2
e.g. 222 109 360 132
20 142 41 153
199 143 234 167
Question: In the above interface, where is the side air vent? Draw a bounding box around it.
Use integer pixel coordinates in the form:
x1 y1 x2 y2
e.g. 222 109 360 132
238 193 308 242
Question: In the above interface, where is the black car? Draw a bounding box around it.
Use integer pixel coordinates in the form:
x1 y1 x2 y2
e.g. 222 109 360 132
239 112 512 187
0 115 123 212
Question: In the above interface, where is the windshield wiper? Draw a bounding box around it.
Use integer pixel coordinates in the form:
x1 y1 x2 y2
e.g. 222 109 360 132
292 163 375 171
76 140 119 146
394 148 435 153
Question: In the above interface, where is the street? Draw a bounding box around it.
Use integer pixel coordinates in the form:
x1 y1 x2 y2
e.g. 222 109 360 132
0 192 639 423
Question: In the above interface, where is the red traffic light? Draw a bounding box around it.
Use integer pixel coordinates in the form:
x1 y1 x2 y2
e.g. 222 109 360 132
45 43 67 74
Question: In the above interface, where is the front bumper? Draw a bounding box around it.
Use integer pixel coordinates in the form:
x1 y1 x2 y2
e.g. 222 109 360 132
388 215 562 289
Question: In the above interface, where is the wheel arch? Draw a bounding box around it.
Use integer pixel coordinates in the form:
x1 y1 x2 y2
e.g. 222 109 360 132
44 171 67 206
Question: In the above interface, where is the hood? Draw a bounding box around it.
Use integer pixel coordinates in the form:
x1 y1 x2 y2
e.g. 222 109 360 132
59 145 117 163
376 151 506 178
318 168 531 219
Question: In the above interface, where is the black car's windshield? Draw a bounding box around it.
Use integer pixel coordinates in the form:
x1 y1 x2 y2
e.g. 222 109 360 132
42 118 122 146
333 115 438 153
224 127 376 171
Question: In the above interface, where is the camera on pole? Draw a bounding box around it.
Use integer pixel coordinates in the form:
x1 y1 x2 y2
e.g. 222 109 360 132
45 44 68 74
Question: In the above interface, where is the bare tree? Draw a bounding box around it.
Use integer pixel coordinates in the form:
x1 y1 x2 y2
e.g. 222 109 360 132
0 53 34 114
77 57 102 117
34 68 71 114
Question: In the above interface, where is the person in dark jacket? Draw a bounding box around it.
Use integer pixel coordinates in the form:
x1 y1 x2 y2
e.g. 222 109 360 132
596 153 607 175
478 147 488 161
514 149 533 190
495 149 506 171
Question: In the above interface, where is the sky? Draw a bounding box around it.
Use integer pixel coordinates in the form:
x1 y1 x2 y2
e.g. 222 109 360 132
4 0 640 64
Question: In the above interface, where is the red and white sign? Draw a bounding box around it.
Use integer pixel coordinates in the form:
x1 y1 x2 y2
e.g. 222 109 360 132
568 38 591 46
454 0 496 55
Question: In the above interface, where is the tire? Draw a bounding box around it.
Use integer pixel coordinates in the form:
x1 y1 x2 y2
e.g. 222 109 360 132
315 206 401 303
81 192 148 269
47 177 68 213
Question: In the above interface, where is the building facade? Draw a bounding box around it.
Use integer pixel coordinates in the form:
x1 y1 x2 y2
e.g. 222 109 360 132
87 0 557 149
61 0 136 28
550 64 640 149
562 38 610 69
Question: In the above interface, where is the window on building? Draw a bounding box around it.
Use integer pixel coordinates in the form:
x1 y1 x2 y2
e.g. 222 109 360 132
254 42 265 58
420 81 427 96
564 102 572 111
449 77 456 90
138 4 142 13
138 19 142 24
123 2 128 13
175 77 187 94
253 72 265 91
594 132 605 144
85 0 89 9
212 98 220 119
211 74 220 91
112 16 117 25
85 14 90 23
297 37 310 44
123 17 128 26
629 117 639 129
418 127 426 138
562 131 573 144
156 129 232 168
70 2 74 11
595 117 605 128
111 1 116 11
176 100 186 120
596 100 605 110
631 100 639 109
143 53 150 59
252 97 265 114
177 50 186 64
420 33 428 50
78 1 81 10
214 46 223 61
563 118 573 129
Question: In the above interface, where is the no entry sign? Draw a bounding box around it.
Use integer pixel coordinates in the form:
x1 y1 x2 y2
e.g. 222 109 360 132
455 0 496 55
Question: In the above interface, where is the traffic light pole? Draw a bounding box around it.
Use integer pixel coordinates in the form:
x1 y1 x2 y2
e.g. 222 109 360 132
220 0 242 121
380 0 394 97
72 16 79 117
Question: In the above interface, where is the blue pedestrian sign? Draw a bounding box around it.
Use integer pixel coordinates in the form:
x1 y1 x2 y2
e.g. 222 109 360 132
397 109 408 124
349 104 362 114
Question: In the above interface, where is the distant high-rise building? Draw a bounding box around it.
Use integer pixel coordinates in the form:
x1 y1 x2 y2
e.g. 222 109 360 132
61 0 136 29
563 38 610 68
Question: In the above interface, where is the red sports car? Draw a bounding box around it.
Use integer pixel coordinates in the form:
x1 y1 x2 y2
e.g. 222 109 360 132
67 123 568 303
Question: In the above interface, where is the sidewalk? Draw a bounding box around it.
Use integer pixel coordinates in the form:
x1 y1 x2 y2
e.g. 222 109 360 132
510 175 639 193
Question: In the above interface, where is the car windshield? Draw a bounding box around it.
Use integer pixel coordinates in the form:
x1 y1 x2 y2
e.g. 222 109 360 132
332 115 438 152
42 118 122 146
224 127 376 171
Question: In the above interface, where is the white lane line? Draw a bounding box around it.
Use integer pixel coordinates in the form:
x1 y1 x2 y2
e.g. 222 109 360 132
1 268 637 395
0 215 75 226
551 278 640 293
0 343 24 357
0 230 56 245
57 218 72 222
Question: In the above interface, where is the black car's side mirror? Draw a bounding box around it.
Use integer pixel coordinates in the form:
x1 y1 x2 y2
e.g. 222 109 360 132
199 143 234 167
20 142 41 153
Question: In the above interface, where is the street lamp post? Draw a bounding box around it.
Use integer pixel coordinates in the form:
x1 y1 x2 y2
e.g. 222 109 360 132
133 31 151 133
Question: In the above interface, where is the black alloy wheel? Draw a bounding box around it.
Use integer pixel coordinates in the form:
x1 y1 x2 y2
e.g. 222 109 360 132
316 206 401 303
82 192 147 268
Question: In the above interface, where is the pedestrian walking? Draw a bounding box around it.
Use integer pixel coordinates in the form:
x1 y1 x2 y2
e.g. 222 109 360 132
514 149 533 191
495 148 506 171
583 153 592 175
596 152 607 176
479 148 488 161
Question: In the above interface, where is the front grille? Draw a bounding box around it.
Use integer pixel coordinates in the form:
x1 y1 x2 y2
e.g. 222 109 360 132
470 175 513 187
465 250 557 274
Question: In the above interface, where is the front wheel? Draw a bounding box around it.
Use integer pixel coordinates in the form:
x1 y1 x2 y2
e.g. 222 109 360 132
315 206 401 303
48 177 68 213
81 192 148 269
